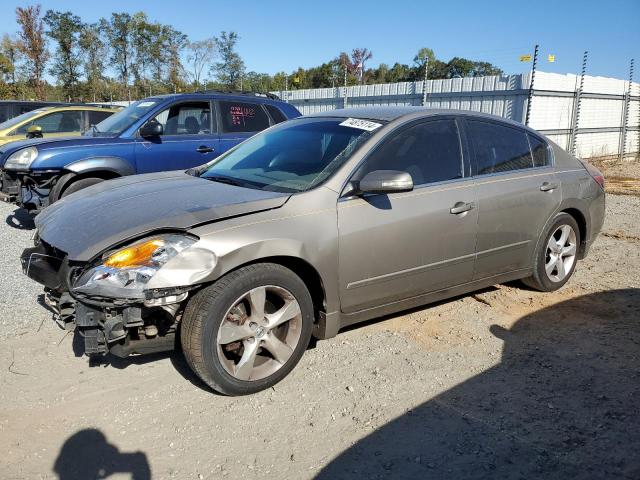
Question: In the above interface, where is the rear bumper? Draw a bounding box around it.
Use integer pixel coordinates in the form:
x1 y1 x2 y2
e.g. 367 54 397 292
583 189 606 258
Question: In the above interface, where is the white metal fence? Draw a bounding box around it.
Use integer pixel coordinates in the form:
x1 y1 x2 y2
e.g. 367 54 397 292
274 71 640 159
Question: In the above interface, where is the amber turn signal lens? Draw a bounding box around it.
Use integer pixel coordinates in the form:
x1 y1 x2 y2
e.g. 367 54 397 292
104 239 165 268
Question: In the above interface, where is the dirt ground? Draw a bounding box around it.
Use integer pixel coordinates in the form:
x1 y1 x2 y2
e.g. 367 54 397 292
0 162 639 479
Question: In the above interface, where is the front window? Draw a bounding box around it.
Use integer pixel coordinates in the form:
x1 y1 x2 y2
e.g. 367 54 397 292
200 117 381 193
15 110 83 135
151 102 211 136
0 108 51 133
91 100 159 136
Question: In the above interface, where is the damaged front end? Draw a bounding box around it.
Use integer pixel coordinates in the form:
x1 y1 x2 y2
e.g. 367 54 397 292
22 233 215 358
17 170 58 213
0 169 21 203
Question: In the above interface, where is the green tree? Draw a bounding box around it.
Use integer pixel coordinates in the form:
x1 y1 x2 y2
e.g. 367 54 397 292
413 47 435 70
78 23 107 101
162 26 187 92
213 31 245 89
102 12 133 96
472 61 503 77
16 5 49 100
445 57 476 78
44 10 83 100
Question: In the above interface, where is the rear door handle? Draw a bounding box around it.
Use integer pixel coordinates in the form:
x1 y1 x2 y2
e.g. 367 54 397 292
196 145 214 153
450 202 475 215
540 181 558 192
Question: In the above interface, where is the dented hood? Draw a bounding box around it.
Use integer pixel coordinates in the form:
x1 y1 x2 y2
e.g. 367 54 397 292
35 171 290 261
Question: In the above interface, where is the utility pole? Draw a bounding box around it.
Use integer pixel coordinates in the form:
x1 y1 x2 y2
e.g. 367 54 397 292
619 58 634 160
525 44 539 126
422 58 430 106
343 63 348 108
570 51 588 156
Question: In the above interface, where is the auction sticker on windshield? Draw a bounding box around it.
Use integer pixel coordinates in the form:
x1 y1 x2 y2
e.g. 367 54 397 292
339 118 382 131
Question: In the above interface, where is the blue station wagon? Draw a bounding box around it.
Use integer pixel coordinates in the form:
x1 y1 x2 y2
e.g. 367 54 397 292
0 91 300 212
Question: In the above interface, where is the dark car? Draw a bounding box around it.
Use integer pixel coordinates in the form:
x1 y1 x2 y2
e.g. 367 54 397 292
0 100 70 124
0 91 300 212
22 107 605 396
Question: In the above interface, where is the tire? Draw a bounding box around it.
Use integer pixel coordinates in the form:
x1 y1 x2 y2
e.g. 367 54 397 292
522 212 581 292
181 263 314 396
59 177 105 199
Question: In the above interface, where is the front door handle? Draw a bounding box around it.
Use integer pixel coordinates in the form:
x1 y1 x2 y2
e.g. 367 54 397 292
450 202 475 215
540 181 558 192
196 145 214 153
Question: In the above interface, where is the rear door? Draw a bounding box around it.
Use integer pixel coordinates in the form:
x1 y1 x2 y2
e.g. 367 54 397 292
134 100 218 173
337 117 478 313
463 119 561 279
216 100 273 155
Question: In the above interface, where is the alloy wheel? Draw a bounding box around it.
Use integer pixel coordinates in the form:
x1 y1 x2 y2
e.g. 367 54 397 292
545 224 577 282
216 285 302 381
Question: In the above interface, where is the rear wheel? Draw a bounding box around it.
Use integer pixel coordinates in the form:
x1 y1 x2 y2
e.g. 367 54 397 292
181 263 314 396
522 213 580 292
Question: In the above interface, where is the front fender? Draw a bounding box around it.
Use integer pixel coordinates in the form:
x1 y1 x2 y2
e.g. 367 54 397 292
64 156 135 176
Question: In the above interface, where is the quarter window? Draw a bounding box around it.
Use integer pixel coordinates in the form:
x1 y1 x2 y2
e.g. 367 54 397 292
358 119 464 186
151 102 211 136
528 134 549 167
219 101 271 133
265 104 286 124
467 120 533 175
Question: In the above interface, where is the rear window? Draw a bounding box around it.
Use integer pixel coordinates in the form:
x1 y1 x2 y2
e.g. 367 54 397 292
528 134 549 167
219 101 271 133
467 120 533 175
265 104 287 124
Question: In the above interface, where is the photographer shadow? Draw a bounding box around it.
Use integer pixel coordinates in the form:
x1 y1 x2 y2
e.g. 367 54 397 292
54 428 151 479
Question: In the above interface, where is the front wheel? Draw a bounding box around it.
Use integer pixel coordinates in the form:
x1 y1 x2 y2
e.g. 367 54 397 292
181 263 314 396
60 177 104 199
522 213 580 292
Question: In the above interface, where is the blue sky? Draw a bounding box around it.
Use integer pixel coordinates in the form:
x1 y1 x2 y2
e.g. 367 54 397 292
1 0 639 79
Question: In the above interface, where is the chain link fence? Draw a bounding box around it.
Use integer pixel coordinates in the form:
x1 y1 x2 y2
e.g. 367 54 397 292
275 70 640 161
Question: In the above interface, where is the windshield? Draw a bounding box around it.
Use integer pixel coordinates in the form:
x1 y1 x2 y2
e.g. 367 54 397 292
200 117 381 193
91 100 159 136
0 108 51 132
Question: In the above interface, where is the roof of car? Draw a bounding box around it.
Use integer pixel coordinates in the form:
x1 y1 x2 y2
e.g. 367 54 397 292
145 91 283 103
306 106 533 131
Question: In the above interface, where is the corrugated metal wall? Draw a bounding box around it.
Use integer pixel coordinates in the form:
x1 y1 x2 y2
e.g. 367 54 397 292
274 71 640 159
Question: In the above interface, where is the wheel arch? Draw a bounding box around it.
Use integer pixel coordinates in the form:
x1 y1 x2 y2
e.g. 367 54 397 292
50 156 134 201
218 255 327 331
560 207 587 258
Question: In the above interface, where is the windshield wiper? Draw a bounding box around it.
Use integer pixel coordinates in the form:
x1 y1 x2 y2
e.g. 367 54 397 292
205 175 245 187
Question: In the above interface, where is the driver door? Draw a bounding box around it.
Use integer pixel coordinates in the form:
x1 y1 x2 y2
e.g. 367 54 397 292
337 118 478 313
134 101 219 173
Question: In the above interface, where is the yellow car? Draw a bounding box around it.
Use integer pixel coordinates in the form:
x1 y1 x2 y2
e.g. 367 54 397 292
0 105 120 147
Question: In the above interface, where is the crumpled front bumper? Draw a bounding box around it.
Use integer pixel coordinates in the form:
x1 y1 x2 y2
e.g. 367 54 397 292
0 169 20 202
21 241 182 357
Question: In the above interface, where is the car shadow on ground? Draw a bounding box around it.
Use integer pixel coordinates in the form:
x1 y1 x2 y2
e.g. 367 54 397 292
53 428 151 479
315 288 640 480
5 207 35 230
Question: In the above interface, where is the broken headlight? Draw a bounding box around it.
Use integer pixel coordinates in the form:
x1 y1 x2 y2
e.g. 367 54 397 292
72 234 197 299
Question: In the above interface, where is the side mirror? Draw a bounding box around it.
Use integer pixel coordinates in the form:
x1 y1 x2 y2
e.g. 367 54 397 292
140 120 163 138
26 125 43 139
358 170 414 194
